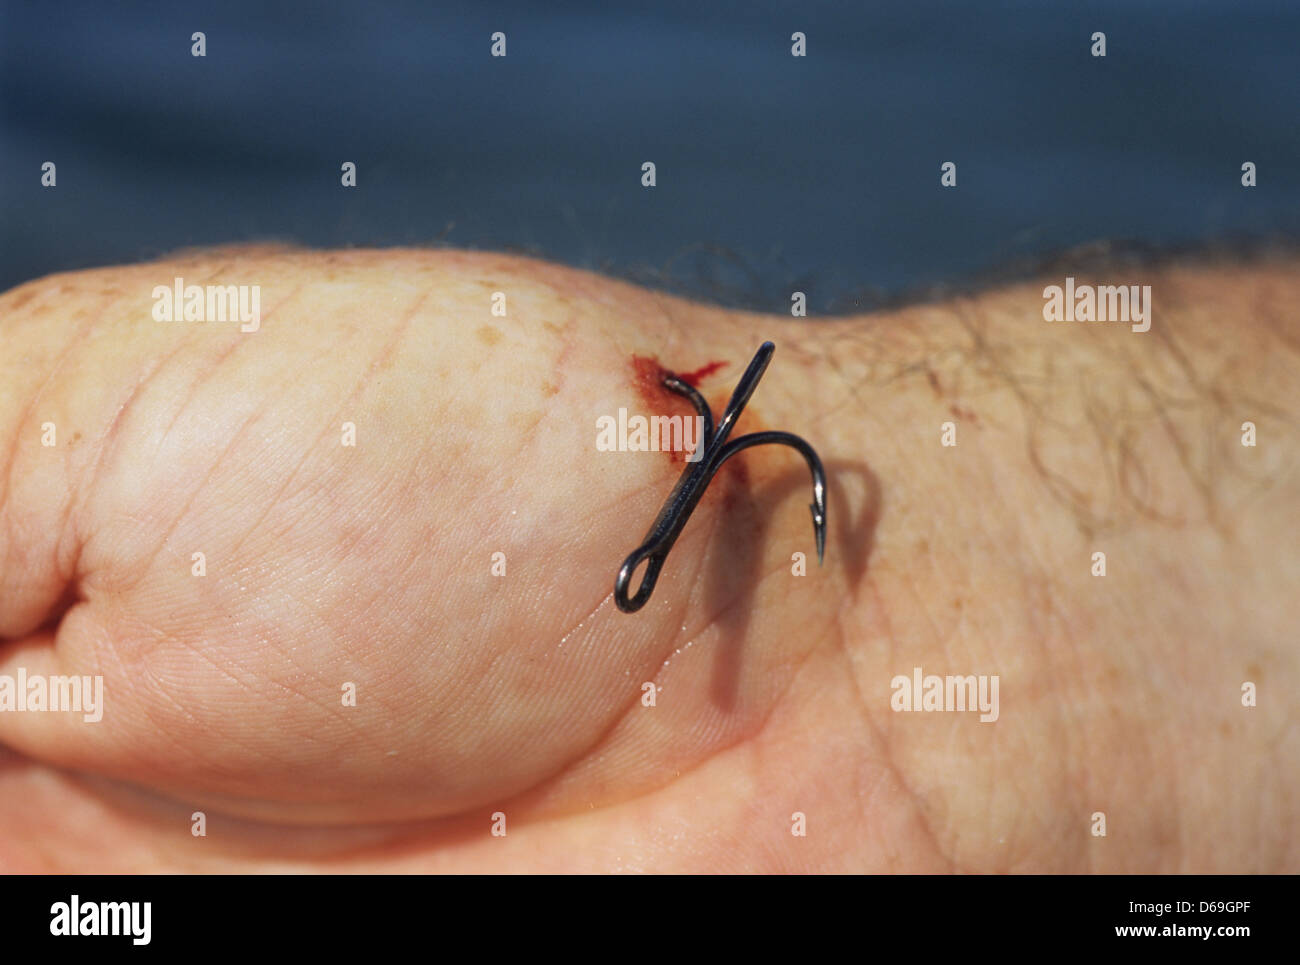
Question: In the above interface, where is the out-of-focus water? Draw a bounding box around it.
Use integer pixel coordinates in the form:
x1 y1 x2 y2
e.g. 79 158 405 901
2 0 1297 310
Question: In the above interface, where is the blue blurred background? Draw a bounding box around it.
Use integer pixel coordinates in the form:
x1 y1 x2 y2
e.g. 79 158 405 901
2 0 1297 310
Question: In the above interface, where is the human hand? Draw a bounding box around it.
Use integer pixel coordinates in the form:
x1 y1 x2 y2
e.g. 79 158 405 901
1 247 1295 871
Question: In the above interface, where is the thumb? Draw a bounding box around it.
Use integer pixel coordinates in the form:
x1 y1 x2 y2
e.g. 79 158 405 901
0 270 151 772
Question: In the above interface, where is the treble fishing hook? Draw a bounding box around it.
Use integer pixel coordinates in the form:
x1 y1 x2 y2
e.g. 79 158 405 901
614 341 827 613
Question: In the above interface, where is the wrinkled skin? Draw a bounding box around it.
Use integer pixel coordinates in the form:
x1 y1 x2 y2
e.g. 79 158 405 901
0 247 1296 871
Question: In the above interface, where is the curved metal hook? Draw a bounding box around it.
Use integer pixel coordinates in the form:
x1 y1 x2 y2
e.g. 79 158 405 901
614 341 828 613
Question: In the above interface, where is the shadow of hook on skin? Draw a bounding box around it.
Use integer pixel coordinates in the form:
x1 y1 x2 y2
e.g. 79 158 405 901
696 454 881 712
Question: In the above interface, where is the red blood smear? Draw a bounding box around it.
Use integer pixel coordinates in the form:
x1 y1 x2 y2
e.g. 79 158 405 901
676 360 726 387
629 354 738 465
630 355 727 394
631 355 671 401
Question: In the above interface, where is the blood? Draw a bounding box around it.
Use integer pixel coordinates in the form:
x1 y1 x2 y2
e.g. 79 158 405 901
628 353 754 470
631 355 672 403
630 354 727 402
676 360 726 387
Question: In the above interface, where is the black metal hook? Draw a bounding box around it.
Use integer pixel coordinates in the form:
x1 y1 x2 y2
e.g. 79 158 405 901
614 341 827 613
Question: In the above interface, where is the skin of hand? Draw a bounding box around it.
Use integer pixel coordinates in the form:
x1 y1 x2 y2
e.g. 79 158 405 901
0 246 1296 872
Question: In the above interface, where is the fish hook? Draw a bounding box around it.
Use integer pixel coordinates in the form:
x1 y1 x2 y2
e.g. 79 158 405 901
614 341 827 613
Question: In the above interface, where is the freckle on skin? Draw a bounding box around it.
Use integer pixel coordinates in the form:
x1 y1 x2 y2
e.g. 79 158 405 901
949 404 979 425
477 325 502 346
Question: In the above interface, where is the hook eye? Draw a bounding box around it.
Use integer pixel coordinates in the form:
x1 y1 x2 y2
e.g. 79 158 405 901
615 544 667 612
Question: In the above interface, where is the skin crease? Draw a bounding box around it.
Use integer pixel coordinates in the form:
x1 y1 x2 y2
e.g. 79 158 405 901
0 246 1296 872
